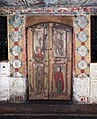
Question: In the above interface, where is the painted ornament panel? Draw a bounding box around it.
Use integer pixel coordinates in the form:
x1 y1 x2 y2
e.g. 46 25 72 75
74 15 90 77
77 31 88 42
76 16 89 29
12 59 22 69
73 15 90 103
77 60 88 70
9 15 26 78
77 45 88 57
10 31 22 42
9 15 23 28
10 46 22 56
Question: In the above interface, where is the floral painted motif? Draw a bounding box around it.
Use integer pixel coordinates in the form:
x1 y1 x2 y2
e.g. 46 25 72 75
9 15 26 79
74 15 89 79
10 31 22 42
10 46 23 56
12 59 22 69
77 60 88 70
76 16 89 29
77 45 88 57
9 15 23 28
77 31 88 42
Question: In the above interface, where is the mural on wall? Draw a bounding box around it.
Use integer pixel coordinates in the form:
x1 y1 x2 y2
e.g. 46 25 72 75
8 15 27 102
9 15 26 78
0 0 88 8
74 15 90 78
73 15 90 103
0 0 97 15
0 6 97 15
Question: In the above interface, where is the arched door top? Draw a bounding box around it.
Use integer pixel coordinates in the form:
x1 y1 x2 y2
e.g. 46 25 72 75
26 16 73 28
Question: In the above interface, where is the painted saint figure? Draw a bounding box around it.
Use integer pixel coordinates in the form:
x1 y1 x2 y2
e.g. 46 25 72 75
35 65 44 93
54 66 64 93
35 37 44 59
53 30 64 57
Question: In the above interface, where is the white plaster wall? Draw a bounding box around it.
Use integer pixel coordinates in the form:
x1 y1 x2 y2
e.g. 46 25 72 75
73 77 90 103
10 77 27 103
0 62 11 101
0 61 27 102
0 77 27 102
0 77 11 101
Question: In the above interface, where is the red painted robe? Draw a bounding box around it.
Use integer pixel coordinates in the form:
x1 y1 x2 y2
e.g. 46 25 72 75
54 71 64 92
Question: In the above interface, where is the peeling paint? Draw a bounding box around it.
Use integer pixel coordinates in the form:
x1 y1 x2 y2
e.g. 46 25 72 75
10 78 27 103
0 77 11 101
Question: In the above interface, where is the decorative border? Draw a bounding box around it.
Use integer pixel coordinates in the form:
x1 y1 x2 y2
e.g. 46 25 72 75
0 7 97 15
74 15 90 77
9 15 26 78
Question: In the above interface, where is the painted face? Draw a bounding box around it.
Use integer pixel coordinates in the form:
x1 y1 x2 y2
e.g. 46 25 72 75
57 66 61 72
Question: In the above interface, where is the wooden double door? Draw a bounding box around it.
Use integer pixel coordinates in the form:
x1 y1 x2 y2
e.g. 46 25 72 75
27 16 72 100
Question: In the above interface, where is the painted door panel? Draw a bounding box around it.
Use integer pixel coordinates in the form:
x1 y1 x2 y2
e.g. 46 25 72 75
27 18 72 100
49 23 72 99
27 24 49 99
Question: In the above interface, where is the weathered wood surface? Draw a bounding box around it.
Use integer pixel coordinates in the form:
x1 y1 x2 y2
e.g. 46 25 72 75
26 16 72 100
